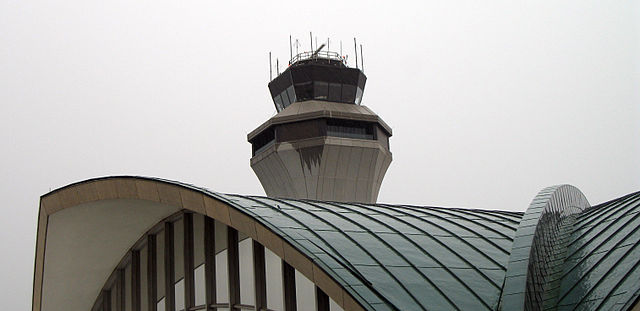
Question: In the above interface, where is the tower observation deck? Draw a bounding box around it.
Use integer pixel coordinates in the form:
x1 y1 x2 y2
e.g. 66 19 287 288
249 39 392 203
268 48 367 112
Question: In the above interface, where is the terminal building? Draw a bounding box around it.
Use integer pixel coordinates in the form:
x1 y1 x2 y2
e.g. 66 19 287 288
32 43 640 311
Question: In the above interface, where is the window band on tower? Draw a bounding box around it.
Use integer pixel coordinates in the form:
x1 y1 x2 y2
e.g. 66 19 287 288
250 118 389 156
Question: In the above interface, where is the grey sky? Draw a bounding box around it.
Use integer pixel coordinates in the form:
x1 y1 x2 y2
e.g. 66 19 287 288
1 0 639 308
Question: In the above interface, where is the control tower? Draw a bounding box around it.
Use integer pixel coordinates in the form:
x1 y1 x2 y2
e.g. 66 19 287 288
248 41 392 203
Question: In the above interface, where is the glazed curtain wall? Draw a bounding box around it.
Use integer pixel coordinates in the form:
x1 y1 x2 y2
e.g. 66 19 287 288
91 211 343 311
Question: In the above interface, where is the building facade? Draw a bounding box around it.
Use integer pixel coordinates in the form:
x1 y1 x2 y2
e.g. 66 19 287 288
32 177 640 311
32 46 640 311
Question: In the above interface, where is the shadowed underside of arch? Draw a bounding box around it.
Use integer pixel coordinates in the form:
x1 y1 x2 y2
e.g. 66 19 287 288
32 176 524 311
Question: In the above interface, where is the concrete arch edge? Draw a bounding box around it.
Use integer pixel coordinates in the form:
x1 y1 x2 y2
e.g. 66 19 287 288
32 176 368 311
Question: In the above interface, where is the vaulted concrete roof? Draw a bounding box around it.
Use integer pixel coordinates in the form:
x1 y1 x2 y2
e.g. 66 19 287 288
217 194 523 310
33 176 640 311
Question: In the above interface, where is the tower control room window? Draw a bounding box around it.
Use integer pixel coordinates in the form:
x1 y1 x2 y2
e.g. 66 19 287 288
314 81 328 100
326 119 375 140
328 83 342 102
251 128 276 156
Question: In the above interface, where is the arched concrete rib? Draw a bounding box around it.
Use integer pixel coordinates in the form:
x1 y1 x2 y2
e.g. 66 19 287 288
34 175 526 311
32 176 370 311
498 185 590 311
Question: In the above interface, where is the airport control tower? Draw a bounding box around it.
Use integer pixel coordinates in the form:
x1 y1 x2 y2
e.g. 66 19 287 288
248 39 392 203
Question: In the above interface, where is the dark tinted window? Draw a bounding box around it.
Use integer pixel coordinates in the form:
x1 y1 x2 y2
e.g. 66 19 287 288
328 83 342 102
286 86 296 104
274 95 284 112
314 81 328 100
295 81 313 101
280 90 290 108
355 87 363 105
268 61 367 108
326 119 374 140
341 84 356 103
251 128 276 156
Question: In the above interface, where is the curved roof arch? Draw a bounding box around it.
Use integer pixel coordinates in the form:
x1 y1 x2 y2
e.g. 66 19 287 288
33 176 524 311
499 185 590 310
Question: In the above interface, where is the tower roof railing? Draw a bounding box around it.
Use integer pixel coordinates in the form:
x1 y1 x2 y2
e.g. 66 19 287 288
289 50 345 66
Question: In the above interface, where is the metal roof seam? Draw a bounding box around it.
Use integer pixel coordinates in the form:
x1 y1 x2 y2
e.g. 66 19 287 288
233 195 370 277
372 203 506 308
412 207 518 242
220 194 380 309
435 206 525 219
565 197 640 258
578 191 640 220
575 199 623 224
246 196 402 310
569 239 640 311
558 210 640 305
621 287 640 310
464 209 524 224
296 200 432 311
589 243 640 310
448 208 522 229
394 205 514 254
325 201 478 310
571 194 640 232
561 202 640 280
390 204 509 272
242 196 374 284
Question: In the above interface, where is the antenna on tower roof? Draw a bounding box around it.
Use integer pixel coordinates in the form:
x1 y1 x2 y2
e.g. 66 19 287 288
276 58 279 75
312 43 326 57
269 52 272 81
289 35 292 63
360 44 364 73
354 37 358 69
309 32 313 51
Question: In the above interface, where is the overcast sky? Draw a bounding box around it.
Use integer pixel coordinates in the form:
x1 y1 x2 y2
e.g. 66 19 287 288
1 0 639 308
